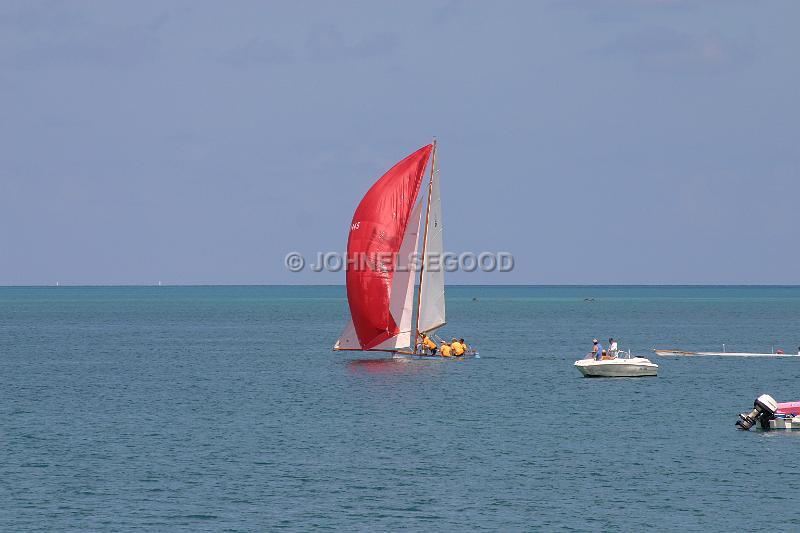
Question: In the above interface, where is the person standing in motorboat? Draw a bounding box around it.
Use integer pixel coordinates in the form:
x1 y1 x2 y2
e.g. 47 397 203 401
591 339 604 360
608 338 618 358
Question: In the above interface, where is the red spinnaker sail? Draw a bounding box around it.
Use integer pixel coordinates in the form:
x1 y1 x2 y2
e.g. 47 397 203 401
346 144 433 349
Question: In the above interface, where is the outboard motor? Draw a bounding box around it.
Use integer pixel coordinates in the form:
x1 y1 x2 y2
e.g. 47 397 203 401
736 394 778 430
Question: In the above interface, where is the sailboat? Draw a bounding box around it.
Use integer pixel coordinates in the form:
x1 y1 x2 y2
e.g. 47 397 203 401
333 141 476 358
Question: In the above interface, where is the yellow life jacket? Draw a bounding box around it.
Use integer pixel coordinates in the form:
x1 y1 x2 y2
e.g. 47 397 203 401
452 342 465 356
440 344 452 357
423 336 436 350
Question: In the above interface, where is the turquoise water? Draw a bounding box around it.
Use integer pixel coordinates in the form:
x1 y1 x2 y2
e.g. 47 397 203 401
1 285 799 531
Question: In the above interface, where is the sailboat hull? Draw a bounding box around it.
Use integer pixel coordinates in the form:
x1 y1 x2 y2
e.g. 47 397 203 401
394 351 480 360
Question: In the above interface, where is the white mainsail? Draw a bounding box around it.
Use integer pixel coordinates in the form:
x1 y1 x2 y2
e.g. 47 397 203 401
334 199 423 350
417 167 446 334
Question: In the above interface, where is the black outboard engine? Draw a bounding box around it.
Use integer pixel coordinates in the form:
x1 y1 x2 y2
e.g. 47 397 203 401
736 394 778 430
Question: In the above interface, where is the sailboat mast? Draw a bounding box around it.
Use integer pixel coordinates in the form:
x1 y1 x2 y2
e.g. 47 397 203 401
414 139 437 354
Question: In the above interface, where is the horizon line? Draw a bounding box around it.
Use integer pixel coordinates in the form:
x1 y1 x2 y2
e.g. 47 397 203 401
2 283 800 288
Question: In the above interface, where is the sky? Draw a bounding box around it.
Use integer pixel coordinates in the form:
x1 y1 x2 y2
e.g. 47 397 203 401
0 0 798 285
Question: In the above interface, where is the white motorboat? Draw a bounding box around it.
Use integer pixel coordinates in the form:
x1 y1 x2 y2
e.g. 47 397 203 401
655 346 800 358
574 350 658 377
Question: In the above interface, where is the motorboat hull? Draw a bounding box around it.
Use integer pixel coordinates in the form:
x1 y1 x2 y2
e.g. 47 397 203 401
764 416 800 430
574 357 658 377
655 349 799 358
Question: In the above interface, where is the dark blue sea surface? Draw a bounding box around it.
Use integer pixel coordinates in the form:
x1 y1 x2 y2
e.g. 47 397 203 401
1 285 799 531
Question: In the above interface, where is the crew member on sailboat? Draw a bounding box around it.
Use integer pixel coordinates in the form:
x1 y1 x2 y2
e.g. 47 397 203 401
440 342 453 357
420 334 438 355
451 338 465 356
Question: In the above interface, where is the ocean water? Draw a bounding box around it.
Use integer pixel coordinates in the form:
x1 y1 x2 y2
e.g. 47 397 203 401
1 285 799 532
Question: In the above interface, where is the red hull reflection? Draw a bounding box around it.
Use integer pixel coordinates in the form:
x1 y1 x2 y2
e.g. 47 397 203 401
346 357 444 375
